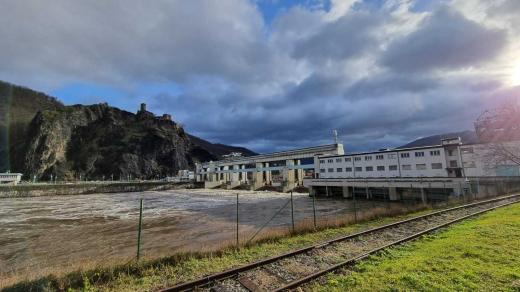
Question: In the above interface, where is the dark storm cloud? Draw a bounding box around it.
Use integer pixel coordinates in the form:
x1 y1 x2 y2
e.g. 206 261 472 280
344 73 439 100
292 11 383 63
380 7 507 72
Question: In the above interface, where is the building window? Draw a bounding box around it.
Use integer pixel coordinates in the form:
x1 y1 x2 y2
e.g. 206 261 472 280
461 147 474 154
431 163 443 169
387 153 396 159
416 164 427 170
337 168 343 172
401 153 410 158
448 150 454 156
327 159 334 163
354 157 362 161
463 161 476 168
345 157 351 162
377 166 385 171
415 152 425 157
365 156 372 161
389 165 398 171
328 168 334 172
320 169 326 173
430 150 441 156
346 167 352 172
366 166 373 171
450 160 458 167
355 167 363 172
402 164 412 170
336 158 342 163
376 154 384 160
319 160 325 163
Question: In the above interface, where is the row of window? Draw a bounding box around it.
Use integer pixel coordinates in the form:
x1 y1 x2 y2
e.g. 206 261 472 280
319 163 444 173
319 150 442 164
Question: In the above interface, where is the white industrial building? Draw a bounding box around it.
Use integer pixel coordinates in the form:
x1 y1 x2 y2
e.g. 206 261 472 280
306 137 520 201
314 137 520 179
195 136 520 201
195 144 344 192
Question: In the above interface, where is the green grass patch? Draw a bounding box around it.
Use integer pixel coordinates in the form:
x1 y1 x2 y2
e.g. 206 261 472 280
310 203 520 292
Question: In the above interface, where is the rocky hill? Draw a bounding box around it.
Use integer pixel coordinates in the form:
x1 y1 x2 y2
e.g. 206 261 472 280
0 81 255 180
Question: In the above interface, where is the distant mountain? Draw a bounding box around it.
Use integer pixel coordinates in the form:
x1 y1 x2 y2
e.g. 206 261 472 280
0 81 255 179
398 130 480 149
187 134 256 158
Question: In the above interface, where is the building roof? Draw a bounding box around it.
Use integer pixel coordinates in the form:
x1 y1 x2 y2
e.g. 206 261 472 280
199 144 342 165
318 144 447 159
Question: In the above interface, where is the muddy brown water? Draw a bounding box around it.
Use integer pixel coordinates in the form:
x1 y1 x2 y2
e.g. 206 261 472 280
0 189 394 279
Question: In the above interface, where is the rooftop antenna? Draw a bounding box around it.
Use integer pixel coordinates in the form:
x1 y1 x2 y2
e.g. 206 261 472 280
333 129 338 144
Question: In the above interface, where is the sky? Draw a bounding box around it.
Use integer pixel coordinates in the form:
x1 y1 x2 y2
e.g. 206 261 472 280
1 0 520 153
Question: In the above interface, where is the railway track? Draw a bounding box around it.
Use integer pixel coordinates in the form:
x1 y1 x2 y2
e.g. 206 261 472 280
160 194 520 292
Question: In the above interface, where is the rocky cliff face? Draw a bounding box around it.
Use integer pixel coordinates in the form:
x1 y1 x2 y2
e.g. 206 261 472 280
0 81 255 180
23 103 200 180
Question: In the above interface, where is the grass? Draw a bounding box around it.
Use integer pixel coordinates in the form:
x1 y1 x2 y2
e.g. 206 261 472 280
2 203 434 292
309 202 520 292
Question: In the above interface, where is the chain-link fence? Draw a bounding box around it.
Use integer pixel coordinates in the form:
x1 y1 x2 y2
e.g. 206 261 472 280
1 177 520 288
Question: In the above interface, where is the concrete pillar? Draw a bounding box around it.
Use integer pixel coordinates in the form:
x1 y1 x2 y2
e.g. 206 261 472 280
253 162 264 190
283 159 295 192
229 165 240 189
309 186 316 197
420 188 427 204
223 166 229 182
342 186 352 198
241 165 247 183
389 187 398 201
365 183 370 199
265 162 272 185
296 160 304 186
231 165 239 182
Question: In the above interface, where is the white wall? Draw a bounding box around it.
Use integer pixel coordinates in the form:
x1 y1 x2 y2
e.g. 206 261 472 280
317 147 449 179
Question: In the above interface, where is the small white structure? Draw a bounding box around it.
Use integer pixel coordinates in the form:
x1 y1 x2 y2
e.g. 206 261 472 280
0 172 22 185
177 170 195 181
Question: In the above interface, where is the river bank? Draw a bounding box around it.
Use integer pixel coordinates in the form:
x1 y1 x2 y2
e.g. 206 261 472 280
0 181 189 198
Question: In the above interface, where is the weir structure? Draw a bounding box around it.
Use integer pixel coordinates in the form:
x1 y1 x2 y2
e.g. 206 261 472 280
195 144 344 192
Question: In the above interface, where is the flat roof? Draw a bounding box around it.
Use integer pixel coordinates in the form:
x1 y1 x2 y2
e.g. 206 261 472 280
319 144 447 159
199 144 342 165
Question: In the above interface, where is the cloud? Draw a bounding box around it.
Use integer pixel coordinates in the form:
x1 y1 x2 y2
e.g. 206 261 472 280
0 0 518 154
380 6 507 72
0 0 275 86
292 10 383 64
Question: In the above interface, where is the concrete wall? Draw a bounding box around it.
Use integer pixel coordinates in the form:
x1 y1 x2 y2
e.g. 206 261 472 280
318 146 452 179
0 181 188 198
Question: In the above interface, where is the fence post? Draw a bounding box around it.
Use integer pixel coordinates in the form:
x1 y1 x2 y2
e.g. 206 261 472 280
136 198 143 261
290 191 295 233
312 193 317 230
236 193 239 247
353 190 358 223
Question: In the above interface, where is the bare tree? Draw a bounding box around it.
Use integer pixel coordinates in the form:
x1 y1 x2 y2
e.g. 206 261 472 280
483 143 520 166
